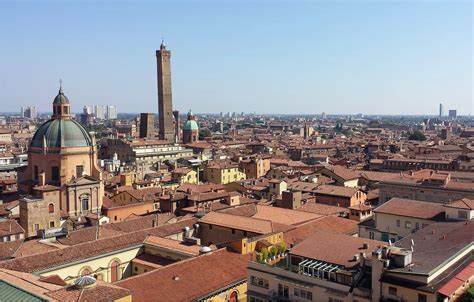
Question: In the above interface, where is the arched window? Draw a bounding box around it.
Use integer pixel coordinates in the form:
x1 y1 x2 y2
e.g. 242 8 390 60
80 267 91 276
110 260 120 282
48 203 54 213
229 291 238 302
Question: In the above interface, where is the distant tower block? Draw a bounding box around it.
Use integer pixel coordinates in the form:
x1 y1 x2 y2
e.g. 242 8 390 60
173 110 180 142
139 113 155 139
156 40 174 141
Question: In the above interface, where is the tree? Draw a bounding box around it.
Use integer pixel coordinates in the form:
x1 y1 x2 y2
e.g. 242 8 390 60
408 130 426 141
277 242 287 254
260 248 268 260
270 246 278 258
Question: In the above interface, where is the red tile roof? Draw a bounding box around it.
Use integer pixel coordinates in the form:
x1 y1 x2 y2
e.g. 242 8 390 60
116 248 249 302
290 230 384 268
374 198 445 220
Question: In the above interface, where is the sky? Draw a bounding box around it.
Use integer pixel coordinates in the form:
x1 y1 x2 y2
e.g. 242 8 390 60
0 0 472 115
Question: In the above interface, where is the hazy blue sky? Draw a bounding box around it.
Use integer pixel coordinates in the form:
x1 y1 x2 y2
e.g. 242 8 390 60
0 1 472 115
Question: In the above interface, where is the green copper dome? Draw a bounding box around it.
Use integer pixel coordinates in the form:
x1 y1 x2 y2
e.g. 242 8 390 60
183 109 199 131
30 119 92 148
183 120 199 131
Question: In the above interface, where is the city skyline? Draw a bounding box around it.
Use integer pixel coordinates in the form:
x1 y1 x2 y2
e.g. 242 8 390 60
0 1 472 115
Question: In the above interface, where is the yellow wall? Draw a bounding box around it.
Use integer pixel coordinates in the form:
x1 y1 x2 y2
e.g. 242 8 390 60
381 283 436 302
204 167 246 184
38 246 143 284
201 281 247 302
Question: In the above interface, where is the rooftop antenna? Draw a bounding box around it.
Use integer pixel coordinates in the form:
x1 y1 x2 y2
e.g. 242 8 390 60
388 239 392 246
59 78 63 92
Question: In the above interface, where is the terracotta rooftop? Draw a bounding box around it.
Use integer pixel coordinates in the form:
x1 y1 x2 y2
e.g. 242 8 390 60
296 202 347 216
0 219 24 237
374 198 445 220
290 230 384 268
284 216 359 245
251 205 322 226
0 268 62 301
46 281 132 302
116 248 249 302
144 235 201 256
392 221 474 274
314 184 360 198
0 217 197 273
199 211 275 234
444 198 474 210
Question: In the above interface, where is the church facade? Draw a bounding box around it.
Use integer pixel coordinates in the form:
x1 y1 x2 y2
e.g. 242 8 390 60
19 85 103 236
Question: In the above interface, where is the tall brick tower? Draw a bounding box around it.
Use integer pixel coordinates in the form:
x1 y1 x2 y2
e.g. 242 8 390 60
156 40 174 141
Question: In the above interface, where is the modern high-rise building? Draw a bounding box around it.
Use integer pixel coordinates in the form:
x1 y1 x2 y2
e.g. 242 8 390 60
439 103 444 118
83 106 93 114
106 105 118 120
94 105 105 120
139 113 155 139
21 106 37 120
156 41 174 142
448 109 457 119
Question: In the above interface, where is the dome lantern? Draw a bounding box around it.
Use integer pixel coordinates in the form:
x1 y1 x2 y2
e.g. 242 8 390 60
52 79 71 119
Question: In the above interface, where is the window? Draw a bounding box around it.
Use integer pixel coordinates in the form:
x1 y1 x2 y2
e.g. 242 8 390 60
114 216 118 221
249 297 264 302
405 221 411 228
329 298 343 302
396 219 400 227
48 203 54 213
76 165 84 178
415 222 420 230
34 165 38 180
250 276 269 289
278 284 289 298
294 288 313 300
369 232 374 239
388 286 397 295
51 166 59 182
458 210 468 219
418 294 427 302
34 224 39 231
232 229 235 234
422 223 428 228
81 196 90 212
209 225 212 230
49 221 55 228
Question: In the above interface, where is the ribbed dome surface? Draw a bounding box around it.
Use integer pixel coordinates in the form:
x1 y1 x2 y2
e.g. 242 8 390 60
53 88 70 104
30 119 92 148
183 120 199 131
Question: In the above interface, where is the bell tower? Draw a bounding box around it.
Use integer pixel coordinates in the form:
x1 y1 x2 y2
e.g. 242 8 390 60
156 40 175 141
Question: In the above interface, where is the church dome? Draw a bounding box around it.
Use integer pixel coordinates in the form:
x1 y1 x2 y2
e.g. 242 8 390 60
30 119 92 148
53 87 70 104
183 109 199 131
183 120 199 131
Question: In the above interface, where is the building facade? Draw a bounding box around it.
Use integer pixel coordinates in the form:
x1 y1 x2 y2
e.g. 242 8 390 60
18 85 104 219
